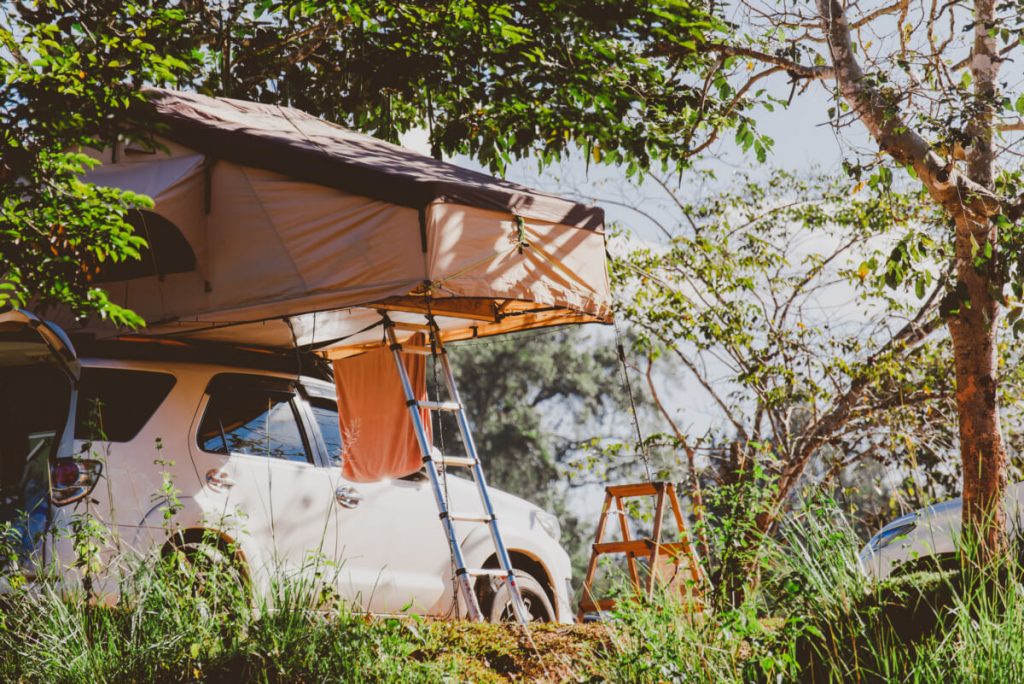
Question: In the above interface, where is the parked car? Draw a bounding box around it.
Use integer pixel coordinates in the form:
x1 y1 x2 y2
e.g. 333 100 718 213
0 310 572 622
859 485 1024 580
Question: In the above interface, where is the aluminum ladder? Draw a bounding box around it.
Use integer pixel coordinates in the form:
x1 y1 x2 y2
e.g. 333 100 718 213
382 314 530 624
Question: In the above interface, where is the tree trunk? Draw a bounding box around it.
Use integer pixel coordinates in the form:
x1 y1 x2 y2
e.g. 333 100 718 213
949 216 1008 563
812 0 1009 564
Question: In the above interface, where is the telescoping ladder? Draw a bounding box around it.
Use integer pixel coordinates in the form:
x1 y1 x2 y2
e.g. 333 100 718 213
382 314 531 625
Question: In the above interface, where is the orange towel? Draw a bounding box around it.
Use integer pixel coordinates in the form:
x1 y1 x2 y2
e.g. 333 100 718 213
333 337 431 482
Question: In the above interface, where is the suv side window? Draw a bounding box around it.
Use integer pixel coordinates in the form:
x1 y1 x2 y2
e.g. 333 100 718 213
75 368 176 442
309 399 343 468
197 375 312 464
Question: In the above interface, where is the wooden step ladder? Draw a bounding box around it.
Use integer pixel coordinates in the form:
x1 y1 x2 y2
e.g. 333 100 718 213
577 481 706 620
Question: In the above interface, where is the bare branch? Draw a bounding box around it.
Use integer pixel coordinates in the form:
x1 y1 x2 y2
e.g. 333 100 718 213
849 0 907 29
997 120 1024 133
951 41 1020 72
668 345 750 441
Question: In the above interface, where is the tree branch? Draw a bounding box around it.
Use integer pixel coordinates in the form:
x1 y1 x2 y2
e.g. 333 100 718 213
777 301 944 498
814 0 1002 224
704 44 835 80
849 0 908 29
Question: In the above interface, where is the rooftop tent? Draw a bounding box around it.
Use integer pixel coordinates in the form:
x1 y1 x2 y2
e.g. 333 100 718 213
69 88 611 357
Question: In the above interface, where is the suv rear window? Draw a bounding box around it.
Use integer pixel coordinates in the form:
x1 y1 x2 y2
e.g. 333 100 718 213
75 368 176 442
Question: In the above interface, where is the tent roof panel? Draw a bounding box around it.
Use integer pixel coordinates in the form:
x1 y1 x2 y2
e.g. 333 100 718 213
140 88 604 231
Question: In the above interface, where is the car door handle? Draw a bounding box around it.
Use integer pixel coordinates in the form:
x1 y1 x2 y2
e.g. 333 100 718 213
206 469 236 491
335 485 363 508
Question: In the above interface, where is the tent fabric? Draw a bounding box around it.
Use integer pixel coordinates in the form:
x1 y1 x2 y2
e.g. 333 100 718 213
65 89 613 484
425 203 609 316
138 88 604 231
333 339 430 482
71 149 611 353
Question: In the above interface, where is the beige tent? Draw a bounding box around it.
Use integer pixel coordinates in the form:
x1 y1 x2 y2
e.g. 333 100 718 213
66 89 611 358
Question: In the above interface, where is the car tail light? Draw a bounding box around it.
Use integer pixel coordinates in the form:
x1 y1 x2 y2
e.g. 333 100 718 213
50 458 102 506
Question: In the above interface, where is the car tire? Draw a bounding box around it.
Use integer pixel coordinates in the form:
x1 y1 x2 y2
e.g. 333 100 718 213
479 570 555 623
164 534 249 613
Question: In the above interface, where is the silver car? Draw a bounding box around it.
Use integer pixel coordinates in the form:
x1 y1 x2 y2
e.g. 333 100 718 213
860 486 1024 579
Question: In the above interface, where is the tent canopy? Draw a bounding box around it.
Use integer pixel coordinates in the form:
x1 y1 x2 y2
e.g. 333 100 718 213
67 89 611 357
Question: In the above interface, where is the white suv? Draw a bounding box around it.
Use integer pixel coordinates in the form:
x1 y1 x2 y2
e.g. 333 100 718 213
0 310 572 622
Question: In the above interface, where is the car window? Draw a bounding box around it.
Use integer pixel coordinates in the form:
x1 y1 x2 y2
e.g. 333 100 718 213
197 378 311 464
75 368 176 442
309 400 343 468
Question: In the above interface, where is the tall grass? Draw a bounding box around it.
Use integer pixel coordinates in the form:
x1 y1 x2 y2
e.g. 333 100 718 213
7 497 1024 682
0 543 485 683
595 498 1024 683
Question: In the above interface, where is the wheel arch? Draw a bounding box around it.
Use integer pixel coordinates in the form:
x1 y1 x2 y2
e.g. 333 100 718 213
475 549 557 616
160 526 251 583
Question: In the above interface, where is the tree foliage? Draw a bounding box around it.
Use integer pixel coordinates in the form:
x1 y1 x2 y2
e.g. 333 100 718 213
612 171 960 529
694 0 1024 559
179 0 733 175
0 1 194 324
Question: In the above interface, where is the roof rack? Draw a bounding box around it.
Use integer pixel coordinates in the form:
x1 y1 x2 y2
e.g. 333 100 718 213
69 334 332 380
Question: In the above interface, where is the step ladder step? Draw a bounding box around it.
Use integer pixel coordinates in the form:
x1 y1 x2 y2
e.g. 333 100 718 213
436 455 476 468
605 482 670 498
418 400 461 411
593 539 691 557
578 597 617 613
448 512 493 523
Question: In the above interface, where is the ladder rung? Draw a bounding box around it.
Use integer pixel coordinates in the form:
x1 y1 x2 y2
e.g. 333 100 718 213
466 568 509 577
593 539 690 556
449 512 493 523
418 400 461 411
437 455 476 468
578 597 617 613
392 321 433 333
400 344 435 355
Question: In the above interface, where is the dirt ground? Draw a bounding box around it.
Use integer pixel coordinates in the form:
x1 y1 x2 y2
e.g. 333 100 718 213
415 621 615 682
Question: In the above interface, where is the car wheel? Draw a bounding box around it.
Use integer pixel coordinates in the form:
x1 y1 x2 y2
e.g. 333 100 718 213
479 570 555 623
164 535 249 614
